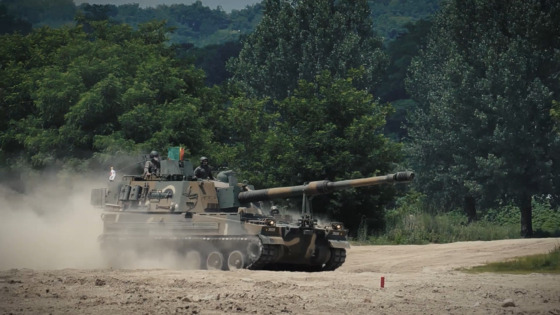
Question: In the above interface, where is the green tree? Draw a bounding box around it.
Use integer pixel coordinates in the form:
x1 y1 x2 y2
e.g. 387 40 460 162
375 19 432 141
0 21 210 171
406 0 560 236
223 72 402 232
376 19 432 103
228 0 387 100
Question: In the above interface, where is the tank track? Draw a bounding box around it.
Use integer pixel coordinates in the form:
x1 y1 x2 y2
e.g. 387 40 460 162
247 245 347 272
247 244 279 270
322 248 346 271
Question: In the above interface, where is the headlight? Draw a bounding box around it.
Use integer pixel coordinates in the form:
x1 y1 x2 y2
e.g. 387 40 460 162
266 219 276 226
331 222 343 230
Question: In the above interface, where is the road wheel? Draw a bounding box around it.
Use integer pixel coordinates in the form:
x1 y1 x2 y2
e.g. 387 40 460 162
227 250 245 270
206 251 224 270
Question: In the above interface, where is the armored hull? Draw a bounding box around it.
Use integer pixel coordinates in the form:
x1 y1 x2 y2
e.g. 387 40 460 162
96 203 348 271
98 211 262 270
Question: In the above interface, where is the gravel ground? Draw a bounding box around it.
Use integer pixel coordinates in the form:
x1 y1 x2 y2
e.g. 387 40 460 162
1 238 559 315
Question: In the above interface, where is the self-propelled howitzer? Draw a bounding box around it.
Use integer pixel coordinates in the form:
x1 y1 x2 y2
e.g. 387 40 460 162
91 152 413 271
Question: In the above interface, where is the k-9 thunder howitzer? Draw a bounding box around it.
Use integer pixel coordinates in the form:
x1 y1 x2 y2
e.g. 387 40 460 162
91 153 413 271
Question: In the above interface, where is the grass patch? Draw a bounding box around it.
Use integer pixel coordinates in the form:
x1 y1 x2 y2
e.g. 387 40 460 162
463 245 560 274
361 211 520 245
356 192 560 245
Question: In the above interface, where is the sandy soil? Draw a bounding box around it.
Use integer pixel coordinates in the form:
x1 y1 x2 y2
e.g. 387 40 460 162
1 238 559 315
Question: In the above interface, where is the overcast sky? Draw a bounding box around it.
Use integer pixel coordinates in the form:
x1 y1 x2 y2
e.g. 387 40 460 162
73 0 262 12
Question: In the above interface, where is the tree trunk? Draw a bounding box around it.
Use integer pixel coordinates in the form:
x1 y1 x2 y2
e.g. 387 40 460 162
519 193 533 238
464 195 476 223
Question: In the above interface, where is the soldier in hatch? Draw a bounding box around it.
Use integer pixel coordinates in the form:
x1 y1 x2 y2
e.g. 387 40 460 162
143 150 161 178
194 156 214 180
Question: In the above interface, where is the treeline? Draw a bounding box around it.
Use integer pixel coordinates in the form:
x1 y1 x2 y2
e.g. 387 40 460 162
1 0 559 238
0 0 439 86
0 0 262 44
0 0 439 44
0 0 441 89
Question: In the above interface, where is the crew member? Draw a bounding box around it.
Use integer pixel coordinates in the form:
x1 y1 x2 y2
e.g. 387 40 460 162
194 156 214 180
144 151 160 178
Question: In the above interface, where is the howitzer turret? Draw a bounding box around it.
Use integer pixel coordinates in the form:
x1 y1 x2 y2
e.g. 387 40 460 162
238 171 414 203
91 149 414 271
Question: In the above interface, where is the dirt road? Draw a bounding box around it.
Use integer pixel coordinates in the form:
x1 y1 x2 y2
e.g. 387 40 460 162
1 238 559 314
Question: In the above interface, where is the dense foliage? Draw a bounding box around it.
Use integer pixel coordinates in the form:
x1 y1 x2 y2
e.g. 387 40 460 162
111 2 264 47
1 0 440 89
0 0 440 45
228 0 387 100
406 0 560 236
0 0 263 46
0 21 216 172
376 19 432 140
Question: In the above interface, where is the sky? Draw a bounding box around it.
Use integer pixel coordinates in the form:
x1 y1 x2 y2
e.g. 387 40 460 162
73 0 262 12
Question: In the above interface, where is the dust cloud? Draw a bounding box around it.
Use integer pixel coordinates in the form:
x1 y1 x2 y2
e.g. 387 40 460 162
0 173 205 271
105 245 204 270
0 175 105 270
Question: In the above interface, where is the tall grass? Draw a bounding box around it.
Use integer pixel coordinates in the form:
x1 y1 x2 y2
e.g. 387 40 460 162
358 192 560 245
465 245 560 274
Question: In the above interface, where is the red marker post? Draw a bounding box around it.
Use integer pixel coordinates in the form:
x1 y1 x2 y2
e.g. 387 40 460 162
380 276 385 288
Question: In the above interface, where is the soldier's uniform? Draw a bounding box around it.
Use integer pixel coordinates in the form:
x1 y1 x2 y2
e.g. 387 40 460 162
194 156 214 179
143 151 160 178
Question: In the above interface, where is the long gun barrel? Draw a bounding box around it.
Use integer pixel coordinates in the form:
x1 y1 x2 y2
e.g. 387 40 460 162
238 171 414 204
